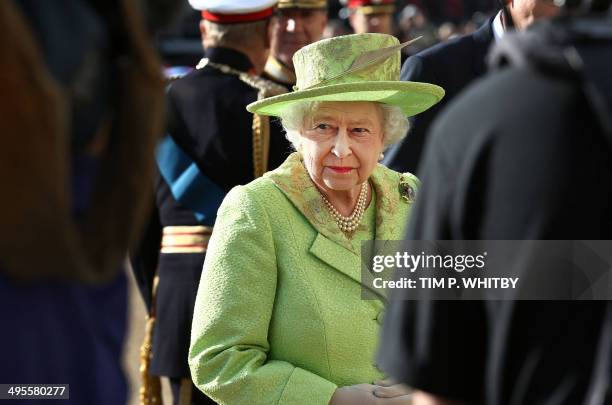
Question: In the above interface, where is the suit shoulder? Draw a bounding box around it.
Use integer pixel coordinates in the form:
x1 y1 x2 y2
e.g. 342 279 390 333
402 26 492 85
402 34 478 81
414 32 481 63
168 68 256 102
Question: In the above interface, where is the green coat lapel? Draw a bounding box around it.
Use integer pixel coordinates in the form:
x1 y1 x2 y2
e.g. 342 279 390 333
309 233 362 285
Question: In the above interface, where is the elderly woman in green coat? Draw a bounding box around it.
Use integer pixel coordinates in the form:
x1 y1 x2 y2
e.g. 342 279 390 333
189 33 444 405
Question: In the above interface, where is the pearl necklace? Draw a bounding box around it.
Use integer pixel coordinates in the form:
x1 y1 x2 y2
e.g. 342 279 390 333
321 183 368 234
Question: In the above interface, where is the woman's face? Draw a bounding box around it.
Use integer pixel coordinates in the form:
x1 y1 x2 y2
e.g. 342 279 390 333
300 101 384 195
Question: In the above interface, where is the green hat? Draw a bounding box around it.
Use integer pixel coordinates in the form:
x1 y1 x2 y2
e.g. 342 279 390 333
247 33 444 117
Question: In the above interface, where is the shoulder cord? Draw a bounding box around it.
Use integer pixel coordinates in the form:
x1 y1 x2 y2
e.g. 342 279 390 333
197 58 287 177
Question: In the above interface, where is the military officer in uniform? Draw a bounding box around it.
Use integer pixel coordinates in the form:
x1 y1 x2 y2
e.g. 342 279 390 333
262 0 327 90
130 0 291 404
345 0 396 35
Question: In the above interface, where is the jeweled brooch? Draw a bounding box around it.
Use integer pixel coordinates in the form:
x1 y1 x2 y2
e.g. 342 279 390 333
399 177 416 203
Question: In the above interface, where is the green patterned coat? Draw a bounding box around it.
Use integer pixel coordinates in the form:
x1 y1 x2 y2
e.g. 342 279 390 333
189 153 419 405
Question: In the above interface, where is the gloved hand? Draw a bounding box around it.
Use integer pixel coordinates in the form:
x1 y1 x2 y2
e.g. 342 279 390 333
329 383 412 405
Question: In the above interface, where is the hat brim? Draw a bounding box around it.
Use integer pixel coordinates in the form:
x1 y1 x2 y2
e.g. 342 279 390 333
247 81 445 117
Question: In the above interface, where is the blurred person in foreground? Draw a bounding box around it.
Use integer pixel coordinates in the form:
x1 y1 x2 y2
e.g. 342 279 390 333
383 0 561 174
345 0 395 34
0 0 165 403
263 0 327 90
130 0 292 403
188 33 444 404
378 1 612 404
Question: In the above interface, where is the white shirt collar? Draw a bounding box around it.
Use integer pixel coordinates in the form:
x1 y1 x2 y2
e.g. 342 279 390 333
493 10 505 42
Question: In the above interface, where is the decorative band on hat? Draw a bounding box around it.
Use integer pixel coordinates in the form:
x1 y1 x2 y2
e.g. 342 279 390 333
277 0 328 9
353 4 395 14
202 7 274 23
346 0 394 8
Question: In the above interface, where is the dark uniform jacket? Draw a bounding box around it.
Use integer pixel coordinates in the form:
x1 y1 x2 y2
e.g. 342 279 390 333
131 47 293 378
378 17 612 405
383 17 494 174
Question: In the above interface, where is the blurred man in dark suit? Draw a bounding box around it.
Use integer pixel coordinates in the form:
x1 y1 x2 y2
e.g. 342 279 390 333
130 0 291 403
383 0 560 174
378 1 612 403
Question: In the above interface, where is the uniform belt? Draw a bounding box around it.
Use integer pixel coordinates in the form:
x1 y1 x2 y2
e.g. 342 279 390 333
160 226 213 254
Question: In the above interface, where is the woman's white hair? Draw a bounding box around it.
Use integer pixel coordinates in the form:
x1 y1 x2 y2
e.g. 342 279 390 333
277 101 410 151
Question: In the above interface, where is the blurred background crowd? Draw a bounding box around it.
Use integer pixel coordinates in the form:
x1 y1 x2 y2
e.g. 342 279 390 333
156 0 499 75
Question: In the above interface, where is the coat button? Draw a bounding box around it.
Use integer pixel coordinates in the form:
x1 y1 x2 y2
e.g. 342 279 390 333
375 310 385 325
